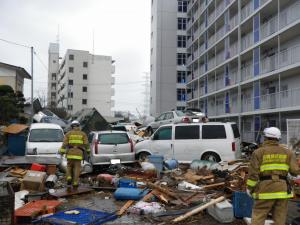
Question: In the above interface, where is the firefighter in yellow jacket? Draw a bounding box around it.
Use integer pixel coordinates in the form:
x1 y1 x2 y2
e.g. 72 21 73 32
59 120 90 188
247 127 300 225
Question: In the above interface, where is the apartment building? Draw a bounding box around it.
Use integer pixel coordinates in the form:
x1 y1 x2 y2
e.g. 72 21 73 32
150 0 189 116
186 0 300 143
47 43 115 116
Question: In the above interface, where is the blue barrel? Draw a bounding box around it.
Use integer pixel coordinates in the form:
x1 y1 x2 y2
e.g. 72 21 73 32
164 159 179 170
118 179 137 188
114 188 149 200
148 155 164 173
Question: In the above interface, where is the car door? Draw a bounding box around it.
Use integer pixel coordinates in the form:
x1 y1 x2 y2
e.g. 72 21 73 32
150 126 173 159
173 125 200 162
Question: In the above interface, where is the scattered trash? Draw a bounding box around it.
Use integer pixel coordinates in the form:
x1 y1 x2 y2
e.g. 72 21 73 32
20 170 47 192
207 200 234 223
178 181 202 191
190 160 220 170
128 201 165 215
114 187 149 200
45 174 58 188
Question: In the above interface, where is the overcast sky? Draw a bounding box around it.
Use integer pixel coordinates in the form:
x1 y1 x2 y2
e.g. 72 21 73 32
0 0 150 114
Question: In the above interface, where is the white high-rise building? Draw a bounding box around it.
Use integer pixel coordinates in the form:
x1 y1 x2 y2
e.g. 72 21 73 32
186 0 300 143
150 0 189 116
47 43 115 116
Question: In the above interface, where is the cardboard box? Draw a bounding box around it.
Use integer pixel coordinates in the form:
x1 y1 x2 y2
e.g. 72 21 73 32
21 170 46 192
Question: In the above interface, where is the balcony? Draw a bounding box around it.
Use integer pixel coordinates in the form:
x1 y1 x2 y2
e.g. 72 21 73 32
207 11 216 25
216 50 225 65
228 69 238 85
260 15 278 40
187 37 192 48
216 77 224 90
199 87 205 96
241 0 253 22
187 74 193 83
216 26 225 42
199 44 205 54
199 65 205 76
228 14 239 31
261 54 277 74
216 1 225 16
216 102 225 115
242 87 300 113
208 34 216 48
228 42 238 58
187 55 193 65
279 1 300 29
208 82 215 93
241 32 253 51
241 63 253 81
208 58 216 71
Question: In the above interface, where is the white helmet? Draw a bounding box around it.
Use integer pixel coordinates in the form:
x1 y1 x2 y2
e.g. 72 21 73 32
263 127 281 140
71 120 80 127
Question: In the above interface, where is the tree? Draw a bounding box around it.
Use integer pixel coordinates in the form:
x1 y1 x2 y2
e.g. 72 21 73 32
0 85 26 125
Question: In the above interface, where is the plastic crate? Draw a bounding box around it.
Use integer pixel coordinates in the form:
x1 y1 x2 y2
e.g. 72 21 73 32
232 191 253 218
15 200 61 224
0 181 14 225
36 207 117 225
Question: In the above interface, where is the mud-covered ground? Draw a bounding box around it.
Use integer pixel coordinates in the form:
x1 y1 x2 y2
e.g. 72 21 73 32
56 191 299 225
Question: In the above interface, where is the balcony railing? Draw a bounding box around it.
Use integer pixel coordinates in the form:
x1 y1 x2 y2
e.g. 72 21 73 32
260 15 278 40
187 55 193 65
242 87 300 113
208 81 215 93
241 63 253 81
199 65 205 76
241 32 253 51
207 11 216 25
216 26 225 42
241 0 253 22
216 50 225 65
216 1 225 16
216 77 224 90
187 37 192 48
199 44 205 54
229 14 239 31
229 42 238 58
228 69 238 85
208 58 216 70
208 34 216 48
279 1 300 29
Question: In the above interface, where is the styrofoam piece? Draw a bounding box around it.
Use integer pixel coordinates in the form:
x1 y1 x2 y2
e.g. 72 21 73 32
244 217 274 225
207 200 234 223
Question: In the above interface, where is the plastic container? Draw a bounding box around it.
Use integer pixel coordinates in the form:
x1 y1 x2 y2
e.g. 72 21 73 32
114 188 149 200
207 200 234 223
148 155 164 173
118 179 137 188
164 159 178 170
232 191 253 218
0 181 14 225
36 207 117 225
30 163 46 172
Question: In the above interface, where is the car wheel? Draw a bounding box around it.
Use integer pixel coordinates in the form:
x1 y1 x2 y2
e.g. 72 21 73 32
138 152 150 161
201 152 221 162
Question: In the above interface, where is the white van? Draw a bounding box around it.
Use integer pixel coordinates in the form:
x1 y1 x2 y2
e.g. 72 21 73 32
26 123 64 157
135 122 241 163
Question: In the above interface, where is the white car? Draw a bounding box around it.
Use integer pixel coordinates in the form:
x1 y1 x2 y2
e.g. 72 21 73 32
89 130 135 165
147 110 200 131
26 123 64 157
135 122 241 163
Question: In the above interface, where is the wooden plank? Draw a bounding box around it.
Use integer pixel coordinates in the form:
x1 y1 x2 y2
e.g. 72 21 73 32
116 200 135 216
172 196 225 223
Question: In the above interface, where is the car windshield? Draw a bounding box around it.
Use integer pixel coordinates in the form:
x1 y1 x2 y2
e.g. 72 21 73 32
98 133 129 145
29 129 64 142
175 110 195 116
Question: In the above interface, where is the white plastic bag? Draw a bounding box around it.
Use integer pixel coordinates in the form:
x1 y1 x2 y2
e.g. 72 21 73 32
129 201 165 215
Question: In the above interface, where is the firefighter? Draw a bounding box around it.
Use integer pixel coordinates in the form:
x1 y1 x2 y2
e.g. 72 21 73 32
247 127 300 225
59 120 90 188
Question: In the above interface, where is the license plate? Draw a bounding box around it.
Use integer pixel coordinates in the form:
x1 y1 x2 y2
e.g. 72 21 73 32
193 118 199 122
111 159 121 164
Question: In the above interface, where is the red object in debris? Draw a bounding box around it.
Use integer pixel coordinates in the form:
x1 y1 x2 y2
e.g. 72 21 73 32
15 200 61 223
295 179 300 185
30 163 46 172
97 173 114 183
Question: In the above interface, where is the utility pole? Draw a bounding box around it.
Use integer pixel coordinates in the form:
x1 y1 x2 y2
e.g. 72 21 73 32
31 46 34 122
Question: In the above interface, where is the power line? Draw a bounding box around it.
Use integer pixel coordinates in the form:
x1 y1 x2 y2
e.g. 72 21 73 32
34 51 48 71
0 37 31 48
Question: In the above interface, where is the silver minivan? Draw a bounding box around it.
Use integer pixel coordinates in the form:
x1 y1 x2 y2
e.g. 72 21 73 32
89 130 135 165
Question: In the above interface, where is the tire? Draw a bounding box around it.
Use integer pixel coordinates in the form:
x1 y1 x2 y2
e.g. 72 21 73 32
137 152 150 161
201 152 221 162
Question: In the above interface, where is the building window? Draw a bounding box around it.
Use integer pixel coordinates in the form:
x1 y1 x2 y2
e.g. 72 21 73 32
68 92 73 98
177 53 186 65
177 88 186 101
177 35 186 48
178 0 188 12
51 73 56 80
51 92 56 97
68 105 73 110
178 18 187 30
53 60 56 63
82 86 87 92
69 67 74 73
51 83 56 90
82 99 87 105
69 54 74 60
177 71 186 83
68 79 73 85
83 62 88 67
83 74 88 80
